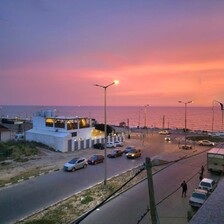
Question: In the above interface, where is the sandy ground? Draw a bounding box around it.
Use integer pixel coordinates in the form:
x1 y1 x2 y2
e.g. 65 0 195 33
0 147 108 181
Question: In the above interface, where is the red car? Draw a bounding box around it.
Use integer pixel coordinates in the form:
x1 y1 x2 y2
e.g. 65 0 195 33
87 155 104 165
107 149 123 158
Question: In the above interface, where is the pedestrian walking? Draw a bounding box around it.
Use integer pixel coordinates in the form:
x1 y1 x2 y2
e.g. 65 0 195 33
181 180 187 197
201 165 204 175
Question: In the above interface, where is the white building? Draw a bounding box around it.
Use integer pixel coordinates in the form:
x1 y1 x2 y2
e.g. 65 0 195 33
26 110 104 152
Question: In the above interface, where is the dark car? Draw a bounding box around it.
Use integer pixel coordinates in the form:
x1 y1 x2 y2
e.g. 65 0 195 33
107 149 123 158
88 154 105 165
126 149 141 159
124 146 135 154
93 143 105 149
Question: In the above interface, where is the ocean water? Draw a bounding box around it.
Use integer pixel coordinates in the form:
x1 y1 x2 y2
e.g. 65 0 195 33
0 105 223 132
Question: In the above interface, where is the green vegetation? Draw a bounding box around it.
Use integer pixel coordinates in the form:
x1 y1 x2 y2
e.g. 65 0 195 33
94 123 115 135
17 167 147 224
81 195 94 204
0 141 39 161
187 135 224 142
21 220 55 224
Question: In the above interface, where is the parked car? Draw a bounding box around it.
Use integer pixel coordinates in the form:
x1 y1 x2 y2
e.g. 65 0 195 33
126 149 141 159
198 178 217 192
189 188 209 208
107 149 123 158
179 145 192 150
64 157 87 171
159 130 170 135
93 143 105 149
198 140 215 146
124 146 135 154
164 135 171 142
106 142 116 148
114 141 124 147
87 155 104 165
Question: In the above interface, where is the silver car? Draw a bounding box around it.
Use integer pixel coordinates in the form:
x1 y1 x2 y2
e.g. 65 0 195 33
189 189 209 208
64 157 87 171
198 140 215 146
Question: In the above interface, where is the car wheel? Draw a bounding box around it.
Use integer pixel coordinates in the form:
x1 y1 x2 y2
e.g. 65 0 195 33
83 164 87 168
72 167 76 172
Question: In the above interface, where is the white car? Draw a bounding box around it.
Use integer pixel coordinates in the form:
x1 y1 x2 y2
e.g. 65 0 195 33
64 157 87 171
106 142 116 148
159 130 170 135
114 141 124 147
189 189 209 208
199 178 217 192
164 135 171 142
198 140 215 146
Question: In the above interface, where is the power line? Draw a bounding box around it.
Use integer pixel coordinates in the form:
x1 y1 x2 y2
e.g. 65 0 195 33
136 148 210 224
72 166 145 224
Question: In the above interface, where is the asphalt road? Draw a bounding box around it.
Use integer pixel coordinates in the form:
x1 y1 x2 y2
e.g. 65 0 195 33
0 134 210 224
79 152 220 224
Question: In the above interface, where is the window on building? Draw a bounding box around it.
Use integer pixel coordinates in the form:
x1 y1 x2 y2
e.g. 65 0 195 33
79 118 89 128
46 118 54 127
67 119 78 130
55 119 65 128
71 132 77 137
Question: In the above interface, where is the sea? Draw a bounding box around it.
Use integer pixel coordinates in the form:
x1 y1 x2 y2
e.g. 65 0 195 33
0 105 223 132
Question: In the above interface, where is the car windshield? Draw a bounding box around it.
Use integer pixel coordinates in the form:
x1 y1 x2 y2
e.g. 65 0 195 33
126 146 133 149
112 150 119 154
68 159 78 164
201 182 211 187
91 155 97 159
192 192 206 199
129 149 137 153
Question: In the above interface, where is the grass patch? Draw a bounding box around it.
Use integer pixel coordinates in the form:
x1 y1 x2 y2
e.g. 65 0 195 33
187 136 224 142
17 167 147 224
0 141 40 161
81 195 94 204
0 167 54 187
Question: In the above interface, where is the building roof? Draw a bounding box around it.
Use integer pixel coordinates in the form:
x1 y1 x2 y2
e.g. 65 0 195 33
26 129 69 137
0 124 10 132
189 178 224 224
208 147 224 155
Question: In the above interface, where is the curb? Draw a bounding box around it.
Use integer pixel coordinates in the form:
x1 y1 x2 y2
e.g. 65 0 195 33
0 168 61 189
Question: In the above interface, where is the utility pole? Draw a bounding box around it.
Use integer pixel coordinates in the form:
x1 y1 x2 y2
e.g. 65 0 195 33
145 157 159 224
162 115 165 129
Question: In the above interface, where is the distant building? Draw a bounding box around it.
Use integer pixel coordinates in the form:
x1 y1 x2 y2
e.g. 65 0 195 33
0 118 32 142
0 124 11 142
26 110 104 152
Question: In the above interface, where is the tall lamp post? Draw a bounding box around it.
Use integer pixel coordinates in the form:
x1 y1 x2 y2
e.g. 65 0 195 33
95 80 119 185
144 104 149 128
212 100 224 132
178 100 193 149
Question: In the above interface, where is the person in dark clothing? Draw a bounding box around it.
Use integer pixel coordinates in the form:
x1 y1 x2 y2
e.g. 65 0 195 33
181 180 187 197
201 165 204 175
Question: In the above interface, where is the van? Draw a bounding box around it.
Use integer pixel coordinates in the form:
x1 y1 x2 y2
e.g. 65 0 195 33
207 148 224 173
198 178 217 192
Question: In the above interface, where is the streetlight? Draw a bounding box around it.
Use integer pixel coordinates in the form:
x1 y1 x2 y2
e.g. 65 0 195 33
94 80 119 185
144 104 149 128
212 100 224 132
178 100 193 149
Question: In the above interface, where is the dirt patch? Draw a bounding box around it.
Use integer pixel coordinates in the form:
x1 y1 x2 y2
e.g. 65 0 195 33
16 165 148 224
0 147 107 186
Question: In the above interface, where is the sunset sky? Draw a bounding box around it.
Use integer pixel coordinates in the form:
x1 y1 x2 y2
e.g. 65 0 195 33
1 0 224 107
